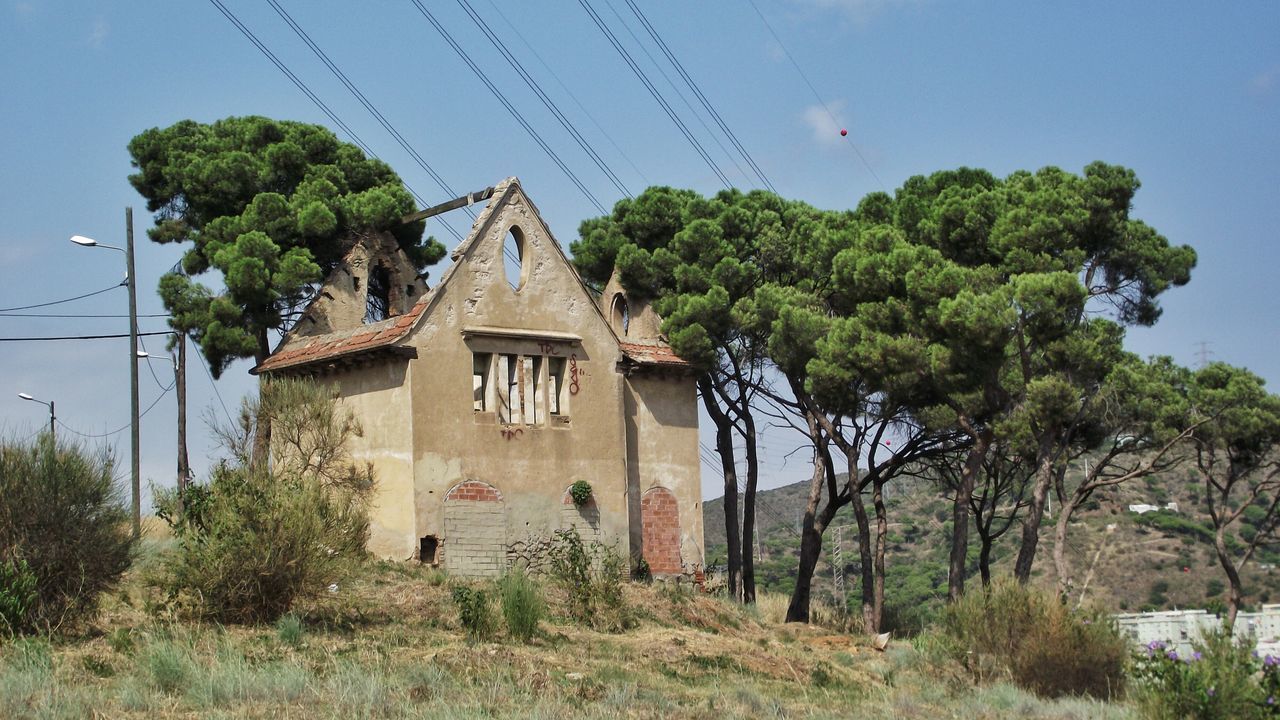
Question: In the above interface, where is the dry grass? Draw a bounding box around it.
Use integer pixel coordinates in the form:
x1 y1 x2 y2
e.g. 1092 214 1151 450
0 556 1136 719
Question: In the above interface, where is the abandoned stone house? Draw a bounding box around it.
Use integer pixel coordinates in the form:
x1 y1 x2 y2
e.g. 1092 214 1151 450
254 177 704 579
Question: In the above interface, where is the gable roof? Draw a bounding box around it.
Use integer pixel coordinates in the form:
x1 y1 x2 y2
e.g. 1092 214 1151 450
253 177 689 375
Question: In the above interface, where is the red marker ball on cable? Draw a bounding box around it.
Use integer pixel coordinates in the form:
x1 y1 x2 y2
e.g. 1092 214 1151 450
840 129 848 136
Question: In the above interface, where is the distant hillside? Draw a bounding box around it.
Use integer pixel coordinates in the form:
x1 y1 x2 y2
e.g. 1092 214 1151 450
702 463 1280 632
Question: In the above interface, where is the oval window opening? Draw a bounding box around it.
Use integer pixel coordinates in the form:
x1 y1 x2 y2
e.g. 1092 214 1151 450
611 293 630 337
503 227 524 290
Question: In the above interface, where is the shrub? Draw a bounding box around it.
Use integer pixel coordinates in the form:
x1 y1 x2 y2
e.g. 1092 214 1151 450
275 613 304 647
942 578 1127 699
0 435 135 633
569 480 593 507
451 585 494 640
153 379 373 623
544 528 632 632
0 558 37 636
499 570 543 643
1130 630 1268 719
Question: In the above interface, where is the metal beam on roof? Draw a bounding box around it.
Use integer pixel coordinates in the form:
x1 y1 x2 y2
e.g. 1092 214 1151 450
400 186 496 225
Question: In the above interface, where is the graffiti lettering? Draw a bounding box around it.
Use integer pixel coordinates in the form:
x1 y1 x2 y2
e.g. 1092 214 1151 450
500 427 524 441
537 341 560 356
569 354 581 395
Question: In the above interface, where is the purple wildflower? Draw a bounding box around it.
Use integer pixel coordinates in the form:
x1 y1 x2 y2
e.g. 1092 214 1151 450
1167 650 1179 661
1269 696 1276 706
1208 687 1216 697
1192 651 1202 661
1267 655 1279 668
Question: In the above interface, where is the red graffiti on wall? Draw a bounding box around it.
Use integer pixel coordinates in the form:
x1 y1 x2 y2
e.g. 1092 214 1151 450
537 341 560 356
569 354 581 395
500 427 524 441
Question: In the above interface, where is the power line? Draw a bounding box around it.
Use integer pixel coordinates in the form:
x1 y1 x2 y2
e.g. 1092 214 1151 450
138 335 177 394
0 331 174 342
409 0 609 216
205 0 463 244
483 0 650 187
456 0 632 200
623 0 776 194
577 0 732 189
744 0 884 190
264 0 469 243
0 283 122 313
601 0 750 186
55 385 172 440
0 312 170 318
192 344 236 429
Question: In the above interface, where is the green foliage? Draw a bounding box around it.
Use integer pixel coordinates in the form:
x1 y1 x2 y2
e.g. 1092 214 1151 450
942 578 1127 699
569 480 593 507
450 585 495 641
1130 630 1275 720
153 379 372 622
128 116 446 375
499 570 543 643
0 558 37 636
275 613 304 648
545 528 632 632
0 434 136 634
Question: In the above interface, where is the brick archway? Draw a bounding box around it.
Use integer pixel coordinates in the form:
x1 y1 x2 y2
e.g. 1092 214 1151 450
443 481 506 577
641 487 681 575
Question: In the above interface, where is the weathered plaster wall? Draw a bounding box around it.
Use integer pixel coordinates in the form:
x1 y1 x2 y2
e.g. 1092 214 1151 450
330 359 417 559
624 373 704 576
406 184 633 572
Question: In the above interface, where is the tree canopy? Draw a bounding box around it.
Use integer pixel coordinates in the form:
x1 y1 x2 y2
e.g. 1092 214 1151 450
128 116 446 375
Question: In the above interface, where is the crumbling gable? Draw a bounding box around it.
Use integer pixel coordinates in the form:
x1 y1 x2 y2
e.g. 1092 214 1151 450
292 231 427 337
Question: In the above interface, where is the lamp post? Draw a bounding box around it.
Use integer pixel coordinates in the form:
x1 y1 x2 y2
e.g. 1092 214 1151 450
71 207 141 539
17 393 55 443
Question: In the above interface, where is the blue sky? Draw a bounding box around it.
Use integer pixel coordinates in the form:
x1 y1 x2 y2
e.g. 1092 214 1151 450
2 0 1277 502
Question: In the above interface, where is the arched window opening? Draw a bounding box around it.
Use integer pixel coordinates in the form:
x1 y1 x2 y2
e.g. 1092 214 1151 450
503 226 525 291
610 293 630 337
364 263 392 324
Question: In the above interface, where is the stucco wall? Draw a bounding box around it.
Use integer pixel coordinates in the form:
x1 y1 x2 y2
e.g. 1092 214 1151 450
406 185 633 573
624 373 704 575
331 359 417 559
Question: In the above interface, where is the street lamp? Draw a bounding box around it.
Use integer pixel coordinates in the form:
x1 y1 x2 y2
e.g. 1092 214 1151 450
71 208 141 539
17 392 55 443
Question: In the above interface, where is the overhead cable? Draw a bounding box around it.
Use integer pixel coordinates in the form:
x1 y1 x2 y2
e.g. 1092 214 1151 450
456 0 632 199
624 0 776 193
409 0 609 216
0 283 122 313
205 0 463 243
577 0 732 189
265 0 473 237
744 0 884 190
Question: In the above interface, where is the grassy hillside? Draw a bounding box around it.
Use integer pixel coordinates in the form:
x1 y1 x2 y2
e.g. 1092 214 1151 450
0 541 1132 719
704 461 1280 630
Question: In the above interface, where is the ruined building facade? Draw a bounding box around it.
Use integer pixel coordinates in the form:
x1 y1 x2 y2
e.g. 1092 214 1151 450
255 178 704 579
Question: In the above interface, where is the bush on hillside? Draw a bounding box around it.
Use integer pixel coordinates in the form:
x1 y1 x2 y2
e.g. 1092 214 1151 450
1131 629 1275 720
543 528 632 632
942 578 1128 699
499 570 543 643
0 435 135 634
153 379 372 623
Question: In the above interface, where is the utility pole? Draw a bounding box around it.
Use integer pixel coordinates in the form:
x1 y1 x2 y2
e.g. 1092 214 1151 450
127 207 141 540
48 400 54 444
176 332 189 497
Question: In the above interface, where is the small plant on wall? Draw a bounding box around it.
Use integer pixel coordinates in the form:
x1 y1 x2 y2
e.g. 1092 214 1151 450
569 480 593 507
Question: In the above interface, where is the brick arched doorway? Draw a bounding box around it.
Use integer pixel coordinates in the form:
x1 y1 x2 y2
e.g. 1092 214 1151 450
443 480 506 577
641 486 681 575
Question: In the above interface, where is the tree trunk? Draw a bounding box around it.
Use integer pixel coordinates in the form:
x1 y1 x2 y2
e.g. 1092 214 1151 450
949 429 992 601
1215 527 1244 631
978 532 994 587
741 412 759 604
176 332 189 511
871 479 888 632
698 376 741 599
851 484 876 633
1013 436 1058 583
1053 494 1079 598
786 453 836 623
